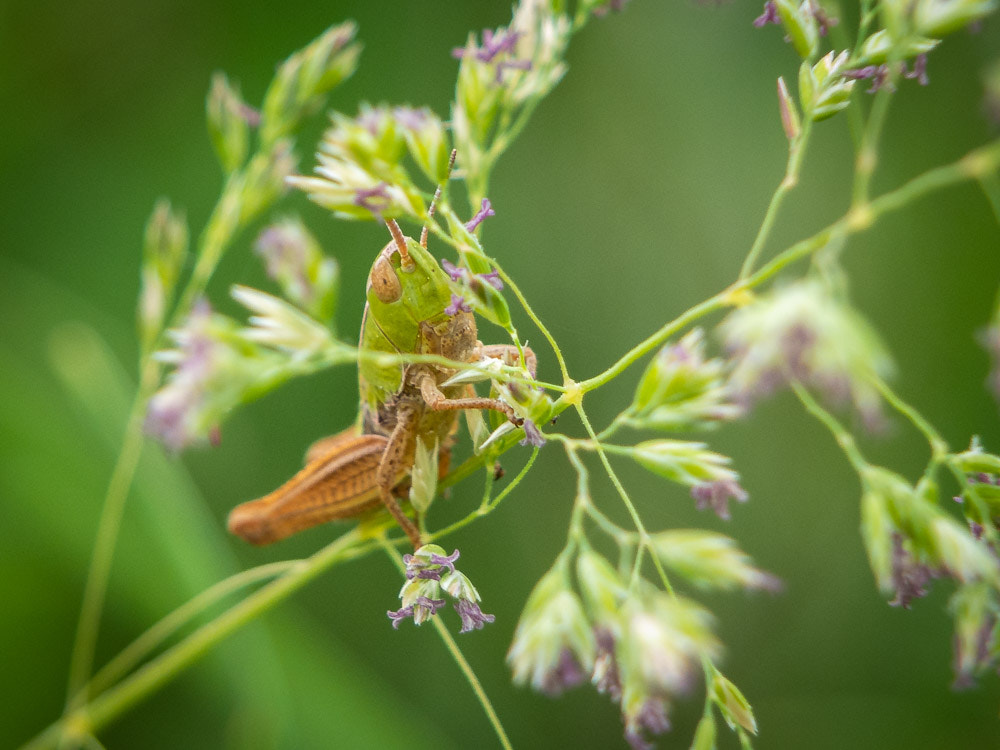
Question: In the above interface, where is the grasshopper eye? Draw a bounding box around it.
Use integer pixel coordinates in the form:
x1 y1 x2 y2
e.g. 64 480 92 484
371 256 402 303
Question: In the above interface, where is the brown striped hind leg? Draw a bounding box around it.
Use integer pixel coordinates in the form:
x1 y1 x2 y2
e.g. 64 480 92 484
228 433 389 545
303 425 359 465
375 403 424 548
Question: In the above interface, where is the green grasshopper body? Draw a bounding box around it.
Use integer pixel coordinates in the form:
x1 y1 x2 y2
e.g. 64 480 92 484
228 218 529 548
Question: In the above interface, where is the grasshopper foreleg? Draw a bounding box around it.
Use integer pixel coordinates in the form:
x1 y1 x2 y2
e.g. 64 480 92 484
416 368 523 425
376 403 424 548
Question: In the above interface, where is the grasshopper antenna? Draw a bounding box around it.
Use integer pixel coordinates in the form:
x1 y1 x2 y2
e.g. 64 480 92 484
421 148 458 249
385 218 413 271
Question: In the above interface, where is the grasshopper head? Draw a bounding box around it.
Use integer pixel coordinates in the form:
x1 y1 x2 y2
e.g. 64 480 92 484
365 220 477 363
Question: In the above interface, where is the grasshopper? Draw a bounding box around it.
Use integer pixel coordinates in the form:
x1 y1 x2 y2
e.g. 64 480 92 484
228 187 534 548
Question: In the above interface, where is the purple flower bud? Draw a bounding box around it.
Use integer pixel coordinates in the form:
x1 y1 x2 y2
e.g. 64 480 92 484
239 103 261 127
445 294 473 316
417 596 447 614
387 605 414 629
144 300 216 452
753 1 780 27
453 29 520 65
843 64 894 93
624 699 671 750
393 105 426 131
353 183 392 218
889 533 937 609
495 58 532 83
387 597 448 629
476 29 520 63
454 598 496 633
592 627 622 701
540 648 589 696
904 54 929 86
520 419 546 447
952 614 996 689
440 258 465 281
429 548 461 572
479 270 503 290
808 0 837 36
404 548 460 579
691 479 748 520
465 198 496 232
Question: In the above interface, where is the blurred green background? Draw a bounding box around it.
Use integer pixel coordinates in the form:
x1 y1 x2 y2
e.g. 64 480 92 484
2 1 1000 748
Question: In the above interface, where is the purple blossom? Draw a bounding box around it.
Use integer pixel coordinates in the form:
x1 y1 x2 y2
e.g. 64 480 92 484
904 54 929 86
403 548 460 579
455 598 496 633
452 30 531 85
387 605 414 629
429 549 460 571
593 627 622 701
479 270 503 290
952 614 996 690
539 648 589 696
495 58 532 83
465 198 496 232
451 29 520 63
393 105 426 131
386 596 447 629
691 479 748 520
889 533 937 609
254 223 312 302
476 29 520 63
239 103 261 127
441 258 464 281
753 1 779 27
356 107 385 136
144 300 215 451
445 293 473 316
808 0 837 36
520 419 546 448
843 64 894 93
353 182 393 218
624 699 671 750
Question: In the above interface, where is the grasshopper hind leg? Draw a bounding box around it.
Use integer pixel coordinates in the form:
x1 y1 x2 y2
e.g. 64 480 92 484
376 403 424 548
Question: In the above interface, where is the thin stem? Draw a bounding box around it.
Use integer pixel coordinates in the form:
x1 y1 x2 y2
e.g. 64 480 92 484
64 363 155 711
852 74 896 207
866 373 948 462
578 295 729 394
83 561 297 700
563 443 591 545
430 620 512 750
574 404 676 596
750 138 1000 288
790 381 869 474
31 530 363 750
739 119 814 279
493 264 571 383
381 542 512 750
432 447 539 540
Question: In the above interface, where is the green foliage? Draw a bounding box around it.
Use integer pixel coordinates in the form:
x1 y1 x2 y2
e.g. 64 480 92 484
7 1 1000 748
